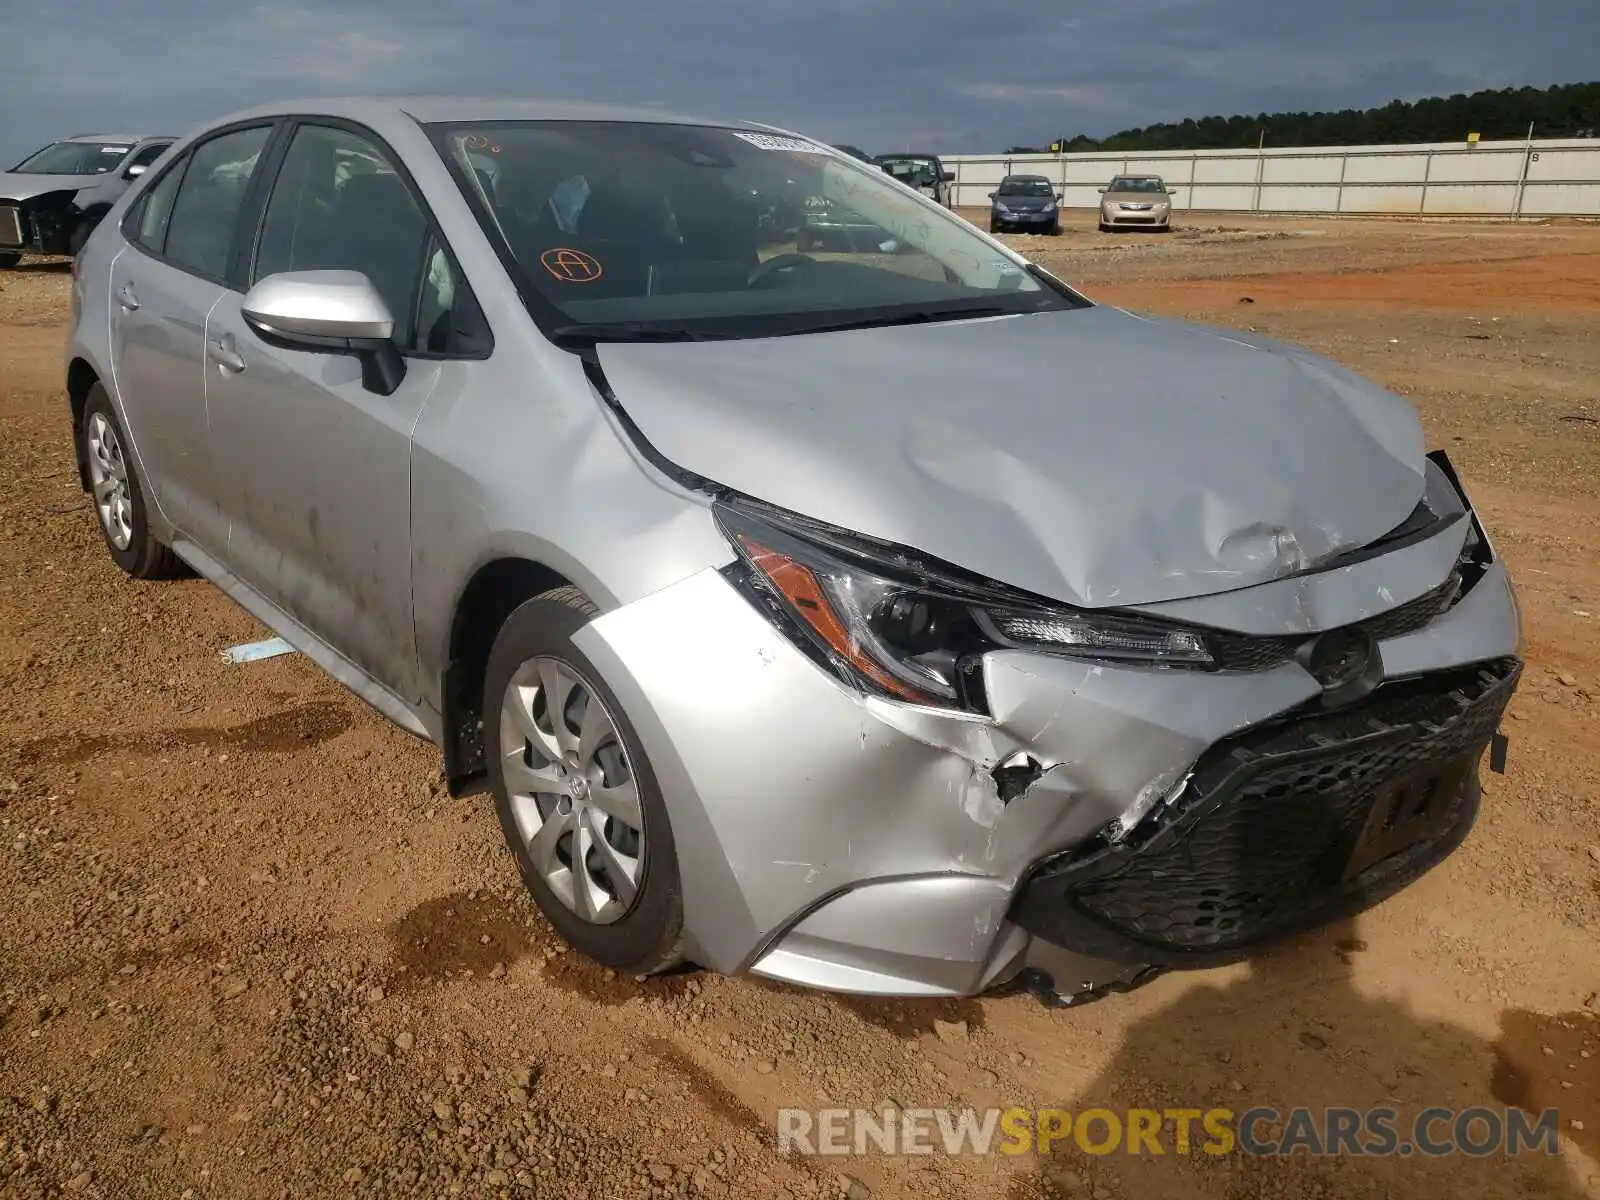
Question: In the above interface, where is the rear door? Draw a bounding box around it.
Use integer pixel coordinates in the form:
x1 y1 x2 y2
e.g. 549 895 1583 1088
202 119 492 700
107 123 275 545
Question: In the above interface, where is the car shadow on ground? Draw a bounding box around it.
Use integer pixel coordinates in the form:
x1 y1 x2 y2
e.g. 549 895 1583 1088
1007 915 1596 1199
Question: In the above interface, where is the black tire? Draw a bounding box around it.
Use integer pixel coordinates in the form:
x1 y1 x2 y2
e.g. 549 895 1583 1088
484 586 685 974
1048 220 1062 236
68 221 94 257
78 383 184 579
0 251 20 269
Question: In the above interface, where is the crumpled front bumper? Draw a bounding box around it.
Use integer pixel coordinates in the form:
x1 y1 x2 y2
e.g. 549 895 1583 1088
571 515 1521 1002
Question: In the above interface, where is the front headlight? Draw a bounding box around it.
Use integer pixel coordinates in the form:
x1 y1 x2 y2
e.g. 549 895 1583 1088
715 500 1214 712
994 203 1010 214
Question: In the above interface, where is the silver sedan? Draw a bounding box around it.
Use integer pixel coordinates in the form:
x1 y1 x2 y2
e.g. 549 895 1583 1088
64 97 1521 1005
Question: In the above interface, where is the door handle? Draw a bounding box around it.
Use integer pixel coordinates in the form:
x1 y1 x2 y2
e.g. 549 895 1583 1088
114 283 139 311
209 334 246 374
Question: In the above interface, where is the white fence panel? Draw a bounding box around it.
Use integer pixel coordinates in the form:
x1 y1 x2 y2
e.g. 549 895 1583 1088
1423 184 1519 215
1262 155 1344 184
1338 185 1426 213
1187 185 1258 211
1438 150 1527 182
1523 183 1600 214
1192 156 1259 184
1260 184 1343 211
1529 148 1600 180
1341 153 1432 184
941 137 1600 217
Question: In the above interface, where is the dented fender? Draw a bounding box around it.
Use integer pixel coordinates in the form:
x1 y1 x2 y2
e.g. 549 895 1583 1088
571 566 1321 974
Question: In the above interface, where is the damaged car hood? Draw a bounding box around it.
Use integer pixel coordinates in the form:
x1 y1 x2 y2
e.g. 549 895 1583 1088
597 305 1427 607
0 173 79 202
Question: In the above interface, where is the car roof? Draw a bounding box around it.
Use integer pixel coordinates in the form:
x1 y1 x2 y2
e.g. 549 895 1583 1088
65 133 171 144
877 152 939 160
1002 173 1051 181
198 95 750 131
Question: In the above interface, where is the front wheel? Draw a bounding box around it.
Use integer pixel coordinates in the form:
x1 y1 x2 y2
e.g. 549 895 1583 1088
484 586 685 974
0 251 20 269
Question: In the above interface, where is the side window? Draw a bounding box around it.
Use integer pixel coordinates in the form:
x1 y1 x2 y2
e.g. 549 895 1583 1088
416 240 490 356
129 156 187 254
255 124 428 348
163 126 271 280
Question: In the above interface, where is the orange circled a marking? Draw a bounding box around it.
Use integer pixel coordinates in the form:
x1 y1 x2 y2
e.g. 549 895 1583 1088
540 247 604 283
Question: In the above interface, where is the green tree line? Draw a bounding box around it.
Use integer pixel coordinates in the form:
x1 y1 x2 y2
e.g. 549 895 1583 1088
1005 82 1599 154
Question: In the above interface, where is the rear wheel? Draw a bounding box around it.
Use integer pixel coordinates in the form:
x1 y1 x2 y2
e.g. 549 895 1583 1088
78 383 184 579
485 586 685 973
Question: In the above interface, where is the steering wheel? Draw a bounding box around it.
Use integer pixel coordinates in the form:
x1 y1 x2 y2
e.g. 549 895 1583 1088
748 252 817 288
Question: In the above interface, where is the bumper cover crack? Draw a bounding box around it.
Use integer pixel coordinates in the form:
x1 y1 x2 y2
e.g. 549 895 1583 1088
1009 656 1522 971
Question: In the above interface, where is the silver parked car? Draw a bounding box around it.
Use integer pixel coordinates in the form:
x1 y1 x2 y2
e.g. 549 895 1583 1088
66 98 1522 1005
1 134 174 265
1098 174 1173 231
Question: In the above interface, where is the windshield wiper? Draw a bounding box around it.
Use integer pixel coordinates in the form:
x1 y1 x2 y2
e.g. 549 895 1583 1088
548 322 732 347
796 305 1016 335
553 304 1049 348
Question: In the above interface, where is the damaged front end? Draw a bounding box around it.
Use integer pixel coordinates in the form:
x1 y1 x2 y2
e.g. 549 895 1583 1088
0 188 84 257
571 453 1521 1006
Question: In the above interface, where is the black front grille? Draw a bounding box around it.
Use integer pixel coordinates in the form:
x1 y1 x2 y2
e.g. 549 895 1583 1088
1009 656 1521 967
1205 570 1462 672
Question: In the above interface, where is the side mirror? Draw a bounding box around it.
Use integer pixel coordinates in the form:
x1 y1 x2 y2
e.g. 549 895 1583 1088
241 270 406 396
124 163 147 179
1097 186 1107 193
1056 191 1065 202
987 191 996 199
940 170 956 183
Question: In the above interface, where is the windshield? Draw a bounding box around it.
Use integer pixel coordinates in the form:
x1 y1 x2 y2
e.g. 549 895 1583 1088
875 155 940 188
998 178 1054 197
1108 177 1165 194
11 141 132 175
428 121 1084 341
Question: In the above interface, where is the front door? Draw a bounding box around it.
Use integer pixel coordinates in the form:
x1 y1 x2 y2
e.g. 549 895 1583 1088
203 120 474 701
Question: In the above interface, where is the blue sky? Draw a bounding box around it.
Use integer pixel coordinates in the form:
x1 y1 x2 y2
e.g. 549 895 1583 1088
2 0 1594 165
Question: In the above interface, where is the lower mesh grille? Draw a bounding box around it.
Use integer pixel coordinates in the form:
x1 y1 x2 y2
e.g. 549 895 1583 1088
1010 656 1520 964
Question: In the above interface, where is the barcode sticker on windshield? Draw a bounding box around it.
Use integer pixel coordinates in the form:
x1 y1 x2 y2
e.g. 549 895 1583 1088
732 132 828 154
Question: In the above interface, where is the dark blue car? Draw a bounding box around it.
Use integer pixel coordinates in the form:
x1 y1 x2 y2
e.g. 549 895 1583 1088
988 173 1062 235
